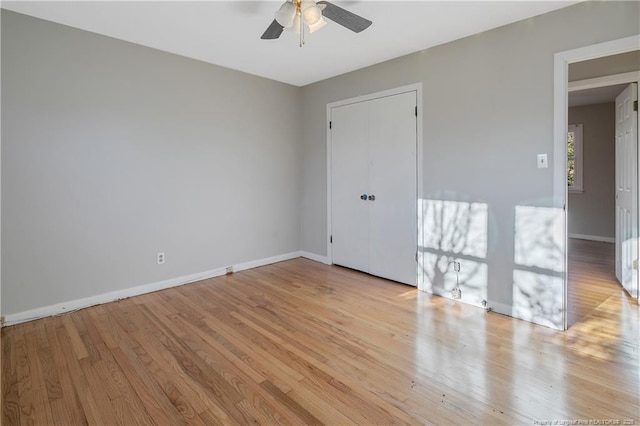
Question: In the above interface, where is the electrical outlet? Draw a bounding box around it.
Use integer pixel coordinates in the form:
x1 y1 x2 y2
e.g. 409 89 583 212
634 259 638 270
0 316 5 327
452 261 462 299
157 252 165 265
226 266 234 275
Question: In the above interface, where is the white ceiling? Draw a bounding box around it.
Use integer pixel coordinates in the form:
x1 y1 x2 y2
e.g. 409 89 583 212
2 0 579 87
569 84 628 107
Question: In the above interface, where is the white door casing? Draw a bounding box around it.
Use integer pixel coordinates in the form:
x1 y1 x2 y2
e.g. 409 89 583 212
554 36 640 330
330 89 418 286
615 82 639 298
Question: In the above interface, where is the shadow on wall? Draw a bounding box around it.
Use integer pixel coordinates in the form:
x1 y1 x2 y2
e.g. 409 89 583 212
513 205 564 329
418 193 489 307
418 192 565 330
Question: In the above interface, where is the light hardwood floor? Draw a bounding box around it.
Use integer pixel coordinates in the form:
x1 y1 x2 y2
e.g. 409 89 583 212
567 238 619 326
2 254 638 425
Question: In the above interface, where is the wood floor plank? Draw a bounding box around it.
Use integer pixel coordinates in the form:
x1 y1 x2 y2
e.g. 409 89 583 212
15 324 38 426
122 307 238 424
53 324 105 424
109 305 221 422
110 344 189 425
43 320 88 426
178 337 299 425
25 323 60 425
202 313 306 383
259 380 323 425
78 358 123 422
227 309 417 425
136 307 256 425
2 243 638 425
2 324 21 425
181 309 296 395
86 306 119 350
32 323 62 402
174 314 267 385
61 316 88 361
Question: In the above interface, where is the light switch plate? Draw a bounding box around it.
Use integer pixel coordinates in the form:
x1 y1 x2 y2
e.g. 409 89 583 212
537 154 548 169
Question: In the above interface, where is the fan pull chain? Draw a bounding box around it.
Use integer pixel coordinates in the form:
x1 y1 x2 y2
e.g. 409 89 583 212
299 10 305 47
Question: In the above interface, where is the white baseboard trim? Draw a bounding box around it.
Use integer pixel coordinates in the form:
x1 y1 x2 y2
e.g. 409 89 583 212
488 301 562 331
234 252 301 272
299 251 331 265
3 251 301 327
569 233 615 243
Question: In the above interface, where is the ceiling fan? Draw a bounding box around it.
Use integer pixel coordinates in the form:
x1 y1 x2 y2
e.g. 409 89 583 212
261 0 372 46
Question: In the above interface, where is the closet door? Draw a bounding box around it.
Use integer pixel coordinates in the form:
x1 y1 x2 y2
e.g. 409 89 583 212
331 100 370 274
330 90 418 286
368 92 417 285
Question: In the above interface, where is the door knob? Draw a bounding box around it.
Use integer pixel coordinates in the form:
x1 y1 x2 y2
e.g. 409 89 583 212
360 194 368 200
368 195 376 201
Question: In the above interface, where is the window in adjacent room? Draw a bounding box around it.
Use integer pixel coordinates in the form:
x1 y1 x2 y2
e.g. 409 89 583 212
568 123 583 192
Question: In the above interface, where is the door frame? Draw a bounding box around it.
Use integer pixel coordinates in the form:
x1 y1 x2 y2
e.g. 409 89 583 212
326 83 424 285
553 35 640 330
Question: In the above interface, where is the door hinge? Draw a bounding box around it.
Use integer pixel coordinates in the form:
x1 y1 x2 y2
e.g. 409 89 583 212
330 235 333 243
414 106 418 117
329 121 332 129
634 100 638 112
415 251 418 262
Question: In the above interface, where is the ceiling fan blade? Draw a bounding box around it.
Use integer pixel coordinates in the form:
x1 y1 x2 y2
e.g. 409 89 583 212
261 19 285 39
316 1 372 33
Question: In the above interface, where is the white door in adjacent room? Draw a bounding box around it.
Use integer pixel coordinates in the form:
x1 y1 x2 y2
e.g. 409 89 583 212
615 82 638 299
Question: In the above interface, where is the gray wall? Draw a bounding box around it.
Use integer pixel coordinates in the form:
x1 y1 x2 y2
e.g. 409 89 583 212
300 1 639 328
1 10 302 315
568 103 615 240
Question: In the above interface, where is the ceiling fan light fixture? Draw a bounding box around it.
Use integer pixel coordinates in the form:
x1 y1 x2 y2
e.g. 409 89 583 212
301 1 322 26
260 0 370 43
308 16 327 33
275 1 296 28
287 13 301 34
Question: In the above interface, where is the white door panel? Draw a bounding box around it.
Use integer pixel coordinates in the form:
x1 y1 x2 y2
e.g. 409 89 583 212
331 101 370 273
369 92 417 285
615 82 638 299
